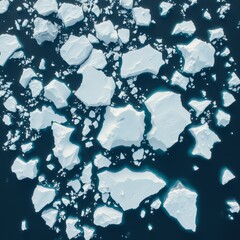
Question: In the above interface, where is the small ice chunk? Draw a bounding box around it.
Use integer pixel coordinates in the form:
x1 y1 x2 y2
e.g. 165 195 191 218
189 123 221 159
21 220 28 231
0 0 9 14
132 7 151 27
177 38 215 75
159 2 173 16
75 67 115 107
94 154 111 169
208 28 224 42
150 198 162 210
4 96 17 112
121 44 164 78
58 3 84 27
32 185 56 212
171 71 189 90
3 114 11 125
163 182 197 232
68 179 81 193
19 68 37 88
132 148 144 161
222 91 235 107
95 20 118 44
39 58 46 70
227 200 240 213
215 109 230 127
221 168 235 185
34 0 58 16
97 168 166 211
118 28 130 44
119 0 133 9
21 142 33 153
60 35 93 66
81 163 92 184
228 72 240 89
189 99 211 117
172 21 196 36
44 79 71 109
203 10 211 20
41 208 58 228
11 157 38 180
66 217 80 239
0 34 21 66
145 91 191 151
83 226 95 240
93 206 123 227
97 105 145 150
29 79 43 98
52 123 80 170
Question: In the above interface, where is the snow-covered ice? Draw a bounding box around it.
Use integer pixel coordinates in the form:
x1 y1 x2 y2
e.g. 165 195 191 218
171 71 189 90
19 68 37 88
34 0 58 17
65 217 80 239
189 99 211 117
172 21 196 36
41 208 58 228
132 7 151 27
215 109 230 127
221 168 235 185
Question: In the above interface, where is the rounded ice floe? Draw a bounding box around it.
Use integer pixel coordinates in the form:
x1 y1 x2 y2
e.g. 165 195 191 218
3 96 17 112
58 3 84 27
19 68 37 88
97 105 145 150
222 91 235 107
145 91 191 151
34 0 58 16
0 34 21 66
177 38 215 75
172 20 196 36
132 7 151 26
75 67 115 107
93 206 123 227
33 17 58 45
65 217 80 239
121 44 164 78
11 157 38 180
0 0 9 14
189 123 221 160
41 208 58 228
60 35 93 66
94 20 118 44
163 182 198 232
119 0 133 9
44 79 71 109
215 109 230 127
97 168 166 211
221 168 235 185
32 185 56 212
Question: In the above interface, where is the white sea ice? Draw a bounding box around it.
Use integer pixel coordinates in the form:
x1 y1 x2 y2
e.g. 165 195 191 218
68 179 81 193
189 123 221 159
221 168 235 185
93 206 123 227
34 0 58 16
172 21 196 36
32 185 56 212
118 28 130 44
33 17 58 45
60 35 93 66
163 182 197 232
171 71 189 90
119 0 133 9
177 38 215 74
19 68 37 88
66 217 80 239
52 123 80 170
75 67 115 107
0 34 21 66
121 44 164 78
228 72 240 89
215 109 230 127
132 7 151 26
97 168 166 211
222 91 235 107
41 208 58 228
80 163 92 184
227 200 240 213
208 28 224 42
145 91 191 151
94 154 111 169
188 99 211 117
4 96 17 112
0 0 9 14
132 148 144 161
58 3 84 27
21 220 28 231
159 2 173 16
150 198 162 210
83 226 95 240
21 142 33 153
97 105 145 150
29 79 43 98
94 20 118 44
11 157 38 180
44 79 71 109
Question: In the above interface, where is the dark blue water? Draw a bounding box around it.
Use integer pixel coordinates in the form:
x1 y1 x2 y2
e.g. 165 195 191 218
0 0 240 239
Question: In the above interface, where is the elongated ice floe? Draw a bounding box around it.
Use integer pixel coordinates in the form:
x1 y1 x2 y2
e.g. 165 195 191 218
97 105 145 150
221 168 235 185
163 182 197 232
208 28 224 42
177 38 215 74
29 79 43 98
145 91 191 151
97 168 166 211
65 217 80 239
189 123 221 159
75 67 115 107
52 123 80 170
41 208 58 228
121 44 164 78
172 20 196 36
83 225 95 240
34 0 58 16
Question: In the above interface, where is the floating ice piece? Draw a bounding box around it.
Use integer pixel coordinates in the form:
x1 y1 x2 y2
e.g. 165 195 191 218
132 7 151 26
11 157 38 180
83 226 95 240
132 148 144 161
177 38 215 75
172 21 196 36
21 220 28 231
21 142 33 153
228 72 240 89
32 185 56 212
119 0 133 9
95 20 118 44
188 99 211 117
77 49 107 74
97 168 166 211
75 67 115 107
60 35 93 66
189 123 221 159
118 28 130 44
41 208 58 228
0 0 9 14
52 123 80 170
121 44 164 78
97 105 145 150
151 198 162 210
93 206 123 227
94 154 111 169
29 79 43 98
203 10 211 20
221 168 235 185
29 106 67 131
145 91 191 151
66 217 80 239
159 2 173 16
215 109 230 127
68 179 81 193
44 79 71 109
58 3 84 27
81 163 92 184
0 34 21 66
34 0 58 16
208 28 224 42
171 71 189 90
222 91 235 107
163 182 197 232
33 17 58 45
19 68 37 88
227 200 240 213
4 96 17 112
